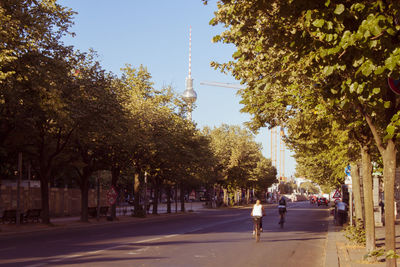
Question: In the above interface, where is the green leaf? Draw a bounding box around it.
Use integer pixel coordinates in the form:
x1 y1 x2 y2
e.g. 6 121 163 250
369 40 378 48
387 125 395 136
312 19 325 28
351 3 365 12
212 35 222 43
325 0 330 7
232 50 242 58
385 56 398 71
323 65 334 76
255 44 263 52
334 4 345 15
350 82 358 93
384 101 391 108
375 66 385 75
387 28 396 36
372 88 380 94
391 113 399 122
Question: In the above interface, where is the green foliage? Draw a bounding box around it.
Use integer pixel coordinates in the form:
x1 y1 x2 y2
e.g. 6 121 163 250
204 124 277 191
343 219 366 246
363 248 385 261
386 250 400 259
208 0 400 189
299 181 319 194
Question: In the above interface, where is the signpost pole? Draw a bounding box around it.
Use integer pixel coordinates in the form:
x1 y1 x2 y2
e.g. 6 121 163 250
349 187 353 226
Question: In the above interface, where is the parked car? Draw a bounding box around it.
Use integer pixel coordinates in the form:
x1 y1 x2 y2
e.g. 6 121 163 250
318 197 329 206
200 196 209 201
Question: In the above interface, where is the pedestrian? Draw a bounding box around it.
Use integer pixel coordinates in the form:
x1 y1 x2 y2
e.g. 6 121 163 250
336 201 348 226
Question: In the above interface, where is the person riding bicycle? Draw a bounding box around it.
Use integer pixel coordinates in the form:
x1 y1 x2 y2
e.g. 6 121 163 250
278 196 287 224
251 199 265 234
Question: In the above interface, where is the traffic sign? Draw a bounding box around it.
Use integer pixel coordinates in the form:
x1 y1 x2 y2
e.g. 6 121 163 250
345 175 352 185
107 186 118 205
333 188 341 199
345 164 351 176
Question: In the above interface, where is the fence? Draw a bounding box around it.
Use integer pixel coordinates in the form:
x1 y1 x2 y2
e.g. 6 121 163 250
0 185 107 217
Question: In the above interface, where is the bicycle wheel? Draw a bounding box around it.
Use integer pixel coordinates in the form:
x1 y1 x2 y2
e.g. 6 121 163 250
255 222 260 242
279 214 284 228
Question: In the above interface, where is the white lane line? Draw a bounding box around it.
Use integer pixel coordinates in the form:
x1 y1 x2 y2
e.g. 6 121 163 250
29 219 244 265
136 237 162 244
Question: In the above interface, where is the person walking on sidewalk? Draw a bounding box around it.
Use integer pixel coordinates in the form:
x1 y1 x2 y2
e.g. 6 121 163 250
335 201 348 226
251 199 266 234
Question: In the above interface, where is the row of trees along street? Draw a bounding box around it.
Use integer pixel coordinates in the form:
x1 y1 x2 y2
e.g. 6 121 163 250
205 0 400 266
0 1 277 225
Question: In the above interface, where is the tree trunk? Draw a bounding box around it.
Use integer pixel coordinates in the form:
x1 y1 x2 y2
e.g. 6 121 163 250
111 166 120 220
180 183 185 212
79 166 92 222
223 188 228 206
175 184 178 213
383 140 397 267
166 185 172 213
152 181 159 215
39 172 50 224
350 162 363 226
361 145 375 257
133 172 141 216
39 161 52 224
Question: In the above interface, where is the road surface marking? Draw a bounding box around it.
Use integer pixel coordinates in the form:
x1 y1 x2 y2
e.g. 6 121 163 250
26 218 247 265
136 237 162 243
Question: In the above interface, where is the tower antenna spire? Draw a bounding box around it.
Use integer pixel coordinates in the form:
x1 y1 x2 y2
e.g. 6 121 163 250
182 26 197 121
188 26 192 78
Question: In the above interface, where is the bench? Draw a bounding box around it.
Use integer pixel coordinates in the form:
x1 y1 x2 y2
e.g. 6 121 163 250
23 209 41 223
88 207 98 218
1 210 17 224
87 206 109 218
0 210 25 224
99 206 109 217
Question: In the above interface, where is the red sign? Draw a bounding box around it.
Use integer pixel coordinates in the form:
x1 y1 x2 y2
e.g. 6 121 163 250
332 188 341 199
107 186 118 205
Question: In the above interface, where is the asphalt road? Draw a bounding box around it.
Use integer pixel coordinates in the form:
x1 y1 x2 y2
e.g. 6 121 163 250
0 201 329 267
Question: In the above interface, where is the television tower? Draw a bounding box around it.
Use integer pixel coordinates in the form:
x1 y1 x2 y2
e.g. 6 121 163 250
182 26 197 121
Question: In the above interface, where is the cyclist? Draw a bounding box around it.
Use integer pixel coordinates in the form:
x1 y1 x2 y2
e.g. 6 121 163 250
278 196 287 225
251 199 265 234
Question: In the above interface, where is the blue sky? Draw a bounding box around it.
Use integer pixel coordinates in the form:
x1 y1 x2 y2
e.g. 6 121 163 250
58 0 296 178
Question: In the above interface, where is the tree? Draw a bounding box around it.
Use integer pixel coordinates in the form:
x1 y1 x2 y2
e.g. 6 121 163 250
299 181 319 195
205 124 275 205
207 1 399 263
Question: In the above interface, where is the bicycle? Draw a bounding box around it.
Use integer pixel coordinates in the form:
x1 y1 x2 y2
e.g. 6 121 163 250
252 216 262 242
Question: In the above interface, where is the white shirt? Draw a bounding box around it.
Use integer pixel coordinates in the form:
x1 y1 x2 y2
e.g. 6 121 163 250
252 204 263 217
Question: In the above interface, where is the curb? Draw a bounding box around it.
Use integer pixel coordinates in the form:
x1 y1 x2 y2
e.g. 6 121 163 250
337 241 351 267
325 216 339 267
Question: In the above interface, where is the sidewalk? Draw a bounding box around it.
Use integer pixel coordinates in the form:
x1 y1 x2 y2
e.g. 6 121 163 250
326 217 400 267
0 202 209 237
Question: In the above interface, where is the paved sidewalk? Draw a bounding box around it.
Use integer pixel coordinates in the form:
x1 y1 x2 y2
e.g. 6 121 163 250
0 202 209 237
325 217 400 267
